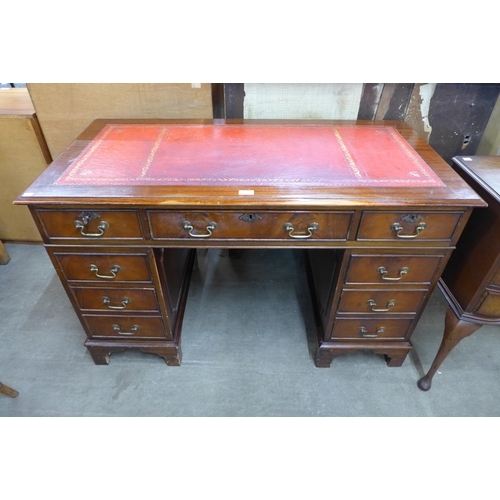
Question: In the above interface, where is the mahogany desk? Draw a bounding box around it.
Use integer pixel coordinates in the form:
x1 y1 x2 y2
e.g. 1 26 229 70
418 156 500 390
16 119 485 368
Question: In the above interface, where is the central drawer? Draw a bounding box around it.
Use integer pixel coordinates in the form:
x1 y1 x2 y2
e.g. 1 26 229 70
147 211 353 241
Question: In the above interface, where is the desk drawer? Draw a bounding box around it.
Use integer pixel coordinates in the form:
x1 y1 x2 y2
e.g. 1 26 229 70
71 287 159 313
474 289 500 317
83 315 168 340
356 211 463 241
338 289 427 314
331 318 413 340
54 253 153 283
489 268 500 288
345 254 444 285
148 211 352 241
37 209 143 240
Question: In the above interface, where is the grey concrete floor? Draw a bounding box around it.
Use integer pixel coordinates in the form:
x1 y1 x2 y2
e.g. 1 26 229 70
1 242 500 417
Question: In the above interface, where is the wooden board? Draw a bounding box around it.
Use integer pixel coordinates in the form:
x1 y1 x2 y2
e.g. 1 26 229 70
357 84 414 120
27 83 214 159
405 83 500 163
0 89 51 241
476 93 500 155
0 88 36 114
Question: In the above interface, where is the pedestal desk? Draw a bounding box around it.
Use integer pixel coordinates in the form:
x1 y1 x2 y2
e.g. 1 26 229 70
418 156 500 390
16 119 485 368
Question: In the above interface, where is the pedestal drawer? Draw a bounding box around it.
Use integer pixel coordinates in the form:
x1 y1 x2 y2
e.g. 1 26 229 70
83 315 169 340
330 318 413 340
345 254 444 285
148 210 353 241
338 289 427 314
37 209 143 240
54 253 153 283
71 287 160 313
356 211 464 242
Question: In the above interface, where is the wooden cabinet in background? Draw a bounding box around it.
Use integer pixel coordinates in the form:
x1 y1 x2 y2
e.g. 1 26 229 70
0 88 51 242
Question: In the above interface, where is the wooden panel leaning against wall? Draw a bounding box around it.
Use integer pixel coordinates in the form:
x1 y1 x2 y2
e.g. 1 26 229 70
27 83 215 159
404 83 500 163
223 83 500 163
0 88 52 243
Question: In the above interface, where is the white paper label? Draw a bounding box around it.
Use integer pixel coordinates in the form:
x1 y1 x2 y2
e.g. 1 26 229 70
238 189 254 196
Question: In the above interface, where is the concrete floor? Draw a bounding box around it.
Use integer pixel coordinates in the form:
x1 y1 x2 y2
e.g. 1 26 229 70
1 242 500 417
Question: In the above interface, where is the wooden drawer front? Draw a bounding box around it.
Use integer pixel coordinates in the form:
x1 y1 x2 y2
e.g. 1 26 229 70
357 211 463 241
345 255 444 285
37 210 143 240
54 253 152 283
474 289 500 317
71 287 159 313
338 289 427 314
490 268 500 288
331 318 413 340
148 211 353 241
83 315 169 340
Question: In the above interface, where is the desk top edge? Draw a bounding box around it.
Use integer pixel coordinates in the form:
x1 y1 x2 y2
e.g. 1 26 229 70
16 119 486 209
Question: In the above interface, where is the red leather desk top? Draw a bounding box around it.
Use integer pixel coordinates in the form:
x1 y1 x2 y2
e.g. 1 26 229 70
55 124 444 188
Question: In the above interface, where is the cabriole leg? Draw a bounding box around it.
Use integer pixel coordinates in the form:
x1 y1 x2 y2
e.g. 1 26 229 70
418 306 482 391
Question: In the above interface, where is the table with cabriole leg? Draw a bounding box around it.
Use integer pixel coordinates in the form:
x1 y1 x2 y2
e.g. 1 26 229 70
418 156 500 391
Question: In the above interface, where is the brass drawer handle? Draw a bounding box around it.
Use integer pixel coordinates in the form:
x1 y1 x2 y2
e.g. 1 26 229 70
391 222 426 239
359 326 385 338
103 296 130 310
378 266 409 281
89 264 120 279
74 219 109 237
112 324 139 336
283 222 319 239
366 299 396 312
183 221 217 238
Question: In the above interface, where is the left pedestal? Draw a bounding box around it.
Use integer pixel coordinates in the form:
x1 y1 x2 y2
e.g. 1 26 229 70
46 245 195 365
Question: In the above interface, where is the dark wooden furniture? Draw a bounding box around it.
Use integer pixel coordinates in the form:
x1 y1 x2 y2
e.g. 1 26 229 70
418 156 500 390
16 119 484 368
0 382 18 398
